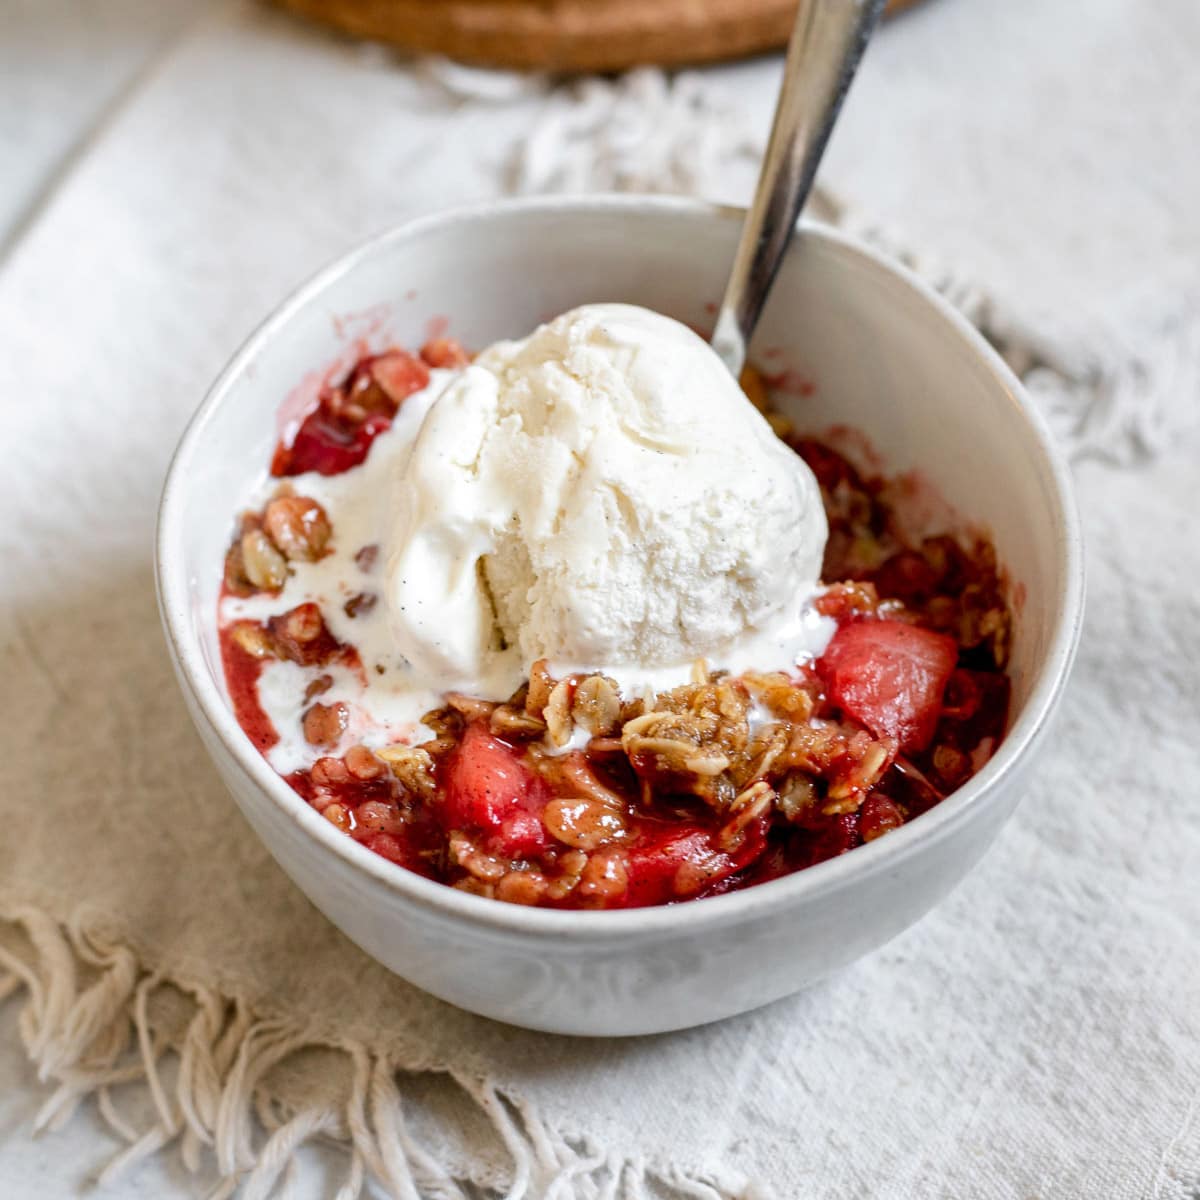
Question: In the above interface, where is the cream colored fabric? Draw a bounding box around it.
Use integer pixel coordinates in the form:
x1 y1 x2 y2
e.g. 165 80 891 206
1 1 1198 1196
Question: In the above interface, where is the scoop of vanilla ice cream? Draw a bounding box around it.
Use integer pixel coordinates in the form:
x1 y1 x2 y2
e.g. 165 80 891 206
385 303 828 693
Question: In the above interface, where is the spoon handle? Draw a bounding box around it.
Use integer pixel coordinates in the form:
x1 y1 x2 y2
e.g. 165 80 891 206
712 0 886 377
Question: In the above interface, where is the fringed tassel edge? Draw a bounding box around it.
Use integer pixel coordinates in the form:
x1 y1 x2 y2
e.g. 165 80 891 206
0 905 752 1200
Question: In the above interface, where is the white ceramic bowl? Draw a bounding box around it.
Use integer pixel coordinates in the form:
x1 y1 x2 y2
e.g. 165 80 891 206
157 196 1083 1037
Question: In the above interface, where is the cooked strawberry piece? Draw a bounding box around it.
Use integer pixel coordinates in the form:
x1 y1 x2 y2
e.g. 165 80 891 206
272 411 391 476
619 813 769 908
623 825 712 907
817 619 958 752
440 724 552 858
362 831 434 877
271 351 429 477
495 809 552 860
367 350 430 406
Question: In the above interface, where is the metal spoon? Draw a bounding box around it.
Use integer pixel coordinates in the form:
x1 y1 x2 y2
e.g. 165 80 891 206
712 0 886 377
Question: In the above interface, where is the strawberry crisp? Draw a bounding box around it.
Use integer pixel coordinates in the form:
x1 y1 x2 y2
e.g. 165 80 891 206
218 330 1011 910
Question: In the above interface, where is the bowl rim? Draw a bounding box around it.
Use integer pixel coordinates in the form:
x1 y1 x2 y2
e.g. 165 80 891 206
156 192 1085 941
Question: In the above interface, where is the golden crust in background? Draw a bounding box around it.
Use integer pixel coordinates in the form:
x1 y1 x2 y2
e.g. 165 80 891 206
270 0 922 74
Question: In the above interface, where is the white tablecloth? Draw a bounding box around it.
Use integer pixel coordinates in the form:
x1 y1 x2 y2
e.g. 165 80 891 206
1 2 1197 1197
